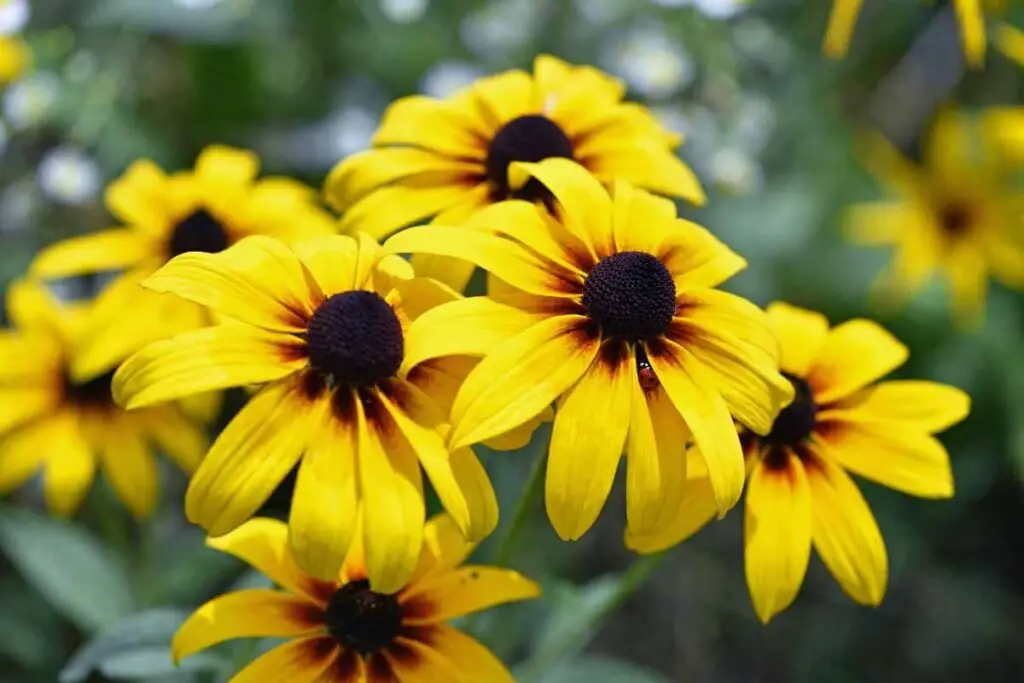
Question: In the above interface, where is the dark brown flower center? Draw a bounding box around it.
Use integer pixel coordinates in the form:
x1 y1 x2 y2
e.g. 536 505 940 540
764 374 817 448
938 202 972 236
582 251 676 341
325 580 403 654
306 291 404 388
168 209 229 257
63 370 115 408
486 115 574 201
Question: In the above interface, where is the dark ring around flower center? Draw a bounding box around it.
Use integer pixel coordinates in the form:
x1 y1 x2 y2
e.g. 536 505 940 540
324 580 404 654
306 291 404 388
764 373 818 449
168 208 230 257
64 370 116 408
486 115 574 201
581 251 676 341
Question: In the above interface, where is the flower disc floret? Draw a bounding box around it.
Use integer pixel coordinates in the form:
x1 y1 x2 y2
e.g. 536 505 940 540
486 115 574 200
582 251 677 341
306 291 404 388
168 208 230 257
324 579 403 654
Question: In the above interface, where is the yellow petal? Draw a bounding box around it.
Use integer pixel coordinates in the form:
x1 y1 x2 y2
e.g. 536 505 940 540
469 199 587 278
207 518 333 603
806 455 888 606
5 279 78 340
358 394 425 594
104 160 174 234
647 340 745 515
820 380 970 434
587 146 706 207
807 319 908 404
186 377 319 537
744 453 812 624
409 513 476 584
449 316 598 450
954 0 986 68
815 420 954 498
947 240 989 323
372 95 487 158
384 226 574 298
292 235 361 296
339 184 474 241
144 236 322 332
0 388 59 437
113 326 305 410
995 23 1024 66
0 416 53 493
42 413 96 517
625 448 717 553
401 566 541 624
378 381 498 544
854 130 925 198
194 145 260 188
230 637 337 683
412 625 516 683
765 302 829 377
823 0 864 58
171 590 321 663
30 229 155 279
508 158 614 258
661 220 747 291
677 291 792 435
288 404 359 581
625 384 690 539
611 180 676 256
144 406 208 473
386 276 460 328
403 296 540 369
99 422 158 519
843 201 923 246
546 343 632 540
471 68 533 126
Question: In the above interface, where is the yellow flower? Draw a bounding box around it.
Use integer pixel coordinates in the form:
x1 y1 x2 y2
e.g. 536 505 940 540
113 234 499 591
384 159 792 542
327 54 705 291
846 111 1024 320
29 145 334 382
0 34 30 84
172 515 540 683
628 303 970 624
0 281 210 518
825 0 999 67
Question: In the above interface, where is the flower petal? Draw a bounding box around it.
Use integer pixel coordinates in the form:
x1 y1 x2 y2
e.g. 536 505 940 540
953 0 986 67
293 235 361 297
744 453 812 624
99 421 158 519
231 637 338 683
194 145 260 188
358 394 426 594
807 319 908 403
401 567 541 624
143 236 323 332
409 514 476 584
384 226 575 298
0 388 59 437
207 518 334 603
546 343 632 540
113 326 306 410
171 590 322 662
289 401 360 581
412 625 516 683
0 416 54 494
820 380 970 433
661 221 747 291
339 184 474 241
402 296 540 369
30 229 155 279
806 454 888 606
42 413 96 517
449 316 599 450
765 302 829 377
186 377 319 537
625 448 717 553
611 180 677 255
104 160 174 233
587 145 706 206
372 95 487 158
647 340 745 515
468 199 587 278
144 406 208 473
823 0 864 58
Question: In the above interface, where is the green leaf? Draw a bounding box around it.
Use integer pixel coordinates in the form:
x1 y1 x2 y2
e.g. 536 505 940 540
99 646 223 679
533 656 673 683
0 506 135 633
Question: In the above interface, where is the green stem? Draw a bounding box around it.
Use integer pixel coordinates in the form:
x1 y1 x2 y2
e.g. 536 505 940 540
494 445 547 568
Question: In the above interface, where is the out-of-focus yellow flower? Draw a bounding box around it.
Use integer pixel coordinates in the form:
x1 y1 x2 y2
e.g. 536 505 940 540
114 234 501 591
29 145 335 382
629 303 969 624
824 0 1004 68
384 159 792 542
845 111 1024 320
327 54 705 291
172 515 540 682
0 281 211 518
0 34 29 84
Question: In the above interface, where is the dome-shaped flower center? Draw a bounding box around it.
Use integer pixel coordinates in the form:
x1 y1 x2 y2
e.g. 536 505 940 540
764 374 817 447
168 209 229 257
938 201 972 236
306 291 404 388
486 115 574 201
325 580 403 654
582 251 676 341
64 370 115 408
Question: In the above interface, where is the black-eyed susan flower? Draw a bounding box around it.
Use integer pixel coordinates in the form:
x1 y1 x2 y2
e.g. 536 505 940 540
113 234 498 591
825 0 1001 66
846 111 1024 320
29 145 334 381
327 54 705 291
173 514 539 683
0 280 209 518
384 159 792 542
628 303 970 624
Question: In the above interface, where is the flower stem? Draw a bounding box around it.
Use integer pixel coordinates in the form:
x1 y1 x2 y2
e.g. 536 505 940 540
494 444 547 568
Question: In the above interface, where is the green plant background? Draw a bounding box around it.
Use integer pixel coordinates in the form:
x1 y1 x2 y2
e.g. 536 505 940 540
0 1 1022 682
